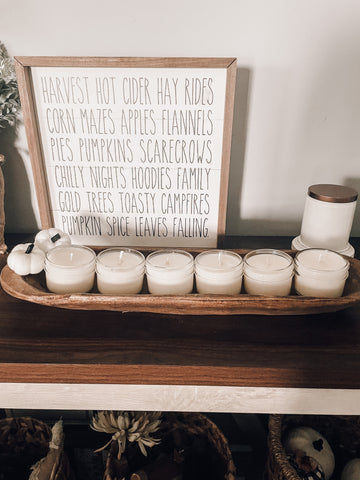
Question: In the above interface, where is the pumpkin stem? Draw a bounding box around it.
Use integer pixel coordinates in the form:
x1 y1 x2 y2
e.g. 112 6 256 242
51 233 61 243
25 243 34 254
312 438 324 451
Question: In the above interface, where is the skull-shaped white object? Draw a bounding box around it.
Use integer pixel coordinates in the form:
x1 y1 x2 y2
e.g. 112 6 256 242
284 426 335 480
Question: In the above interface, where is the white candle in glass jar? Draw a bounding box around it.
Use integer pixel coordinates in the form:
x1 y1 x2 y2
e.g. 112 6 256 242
96 248 145 294
244 249 294 296
294 248 350 298
195 250 243 294
296 184 358 255
146 250 194 295
45 245 96 294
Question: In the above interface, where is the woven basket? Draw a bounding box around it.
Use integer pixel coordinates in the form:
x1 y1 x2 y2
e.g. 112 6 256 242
103 412 237 480
267 414 360 480
0 417 73 480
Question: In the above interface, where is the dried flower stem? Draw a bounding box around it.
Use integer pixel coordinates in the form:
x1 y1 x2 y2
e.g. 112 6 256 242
91 411 162 460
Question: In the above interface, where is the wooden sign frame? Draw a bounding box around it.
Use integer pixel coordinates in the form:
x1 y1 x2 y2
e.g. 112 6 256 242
15 56 237 248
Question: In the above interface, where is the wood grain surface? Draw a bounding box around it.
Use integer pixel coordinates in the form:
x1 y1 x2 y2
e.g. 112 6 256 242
2 248 360 315
0 236 360 390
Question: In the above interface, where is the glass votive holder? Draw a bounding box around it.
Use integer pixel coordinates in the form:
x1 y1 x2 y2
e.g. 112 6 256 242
96 248 145 295
244 249 294 296
293 184 358 256
45 245 96 294
294 248 350 298
145 249 194 295
195 250 243 295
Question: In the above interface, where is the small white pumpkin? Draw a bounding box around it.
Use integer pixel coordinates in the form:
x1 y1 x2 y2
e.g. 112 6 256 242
284 427 335 480
35 228 71 253
7 243 45 275
341 459 360 480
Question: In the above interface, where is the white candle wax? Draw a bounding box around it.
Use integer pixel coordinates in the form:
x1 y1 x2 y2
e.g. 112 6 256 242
294 248 350 298
195 250 243 294
146 250 194 295
244 249 294 296
45 245 96 294
96 248 145 294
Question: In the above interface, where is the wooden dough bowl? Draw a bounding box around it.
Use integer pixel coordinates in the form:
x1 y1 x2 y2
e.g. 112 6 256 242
1 249 360 315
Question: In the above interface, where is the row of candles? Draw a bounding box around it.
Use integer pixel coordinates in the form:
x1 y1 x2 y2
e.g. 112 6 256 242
6 183 358 299
42 244 349 298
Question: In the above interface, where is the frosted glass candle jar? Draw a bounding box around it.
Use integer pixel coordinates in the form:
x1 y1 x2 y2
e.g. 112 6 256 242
96 248 145 294
298 184 358 254
146 249 194 295
195 250 243 294
45 245 96 294
294 248 350 298
244 249 294 296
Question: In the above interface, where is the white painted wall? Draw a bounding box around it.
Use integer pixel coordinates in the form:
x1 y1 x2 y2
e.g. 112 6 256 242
1 0 360 237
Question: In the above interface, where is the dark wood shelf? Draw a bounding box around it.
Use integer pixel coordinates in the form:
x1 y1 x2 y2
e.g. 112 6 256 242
0 235 359 394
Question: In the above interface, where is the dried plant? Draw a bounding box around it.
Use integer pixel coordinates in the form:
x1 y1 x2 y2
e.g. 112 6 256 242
91 411 162 459
0 41 20 129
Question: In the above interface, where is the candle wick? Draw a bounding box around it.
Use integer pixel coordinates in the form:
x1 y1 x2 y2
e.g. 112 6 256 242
118 250 124 265
217 251 223 266
165 255 170 266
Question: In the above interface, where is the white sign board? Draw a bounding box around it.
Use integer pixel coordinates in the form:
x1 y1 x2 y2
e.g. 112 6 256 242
16 57 236 247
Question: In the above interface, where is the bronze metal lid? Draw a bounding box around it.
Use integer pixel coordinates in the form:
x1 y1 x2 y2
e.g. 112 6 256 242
308 184 358 203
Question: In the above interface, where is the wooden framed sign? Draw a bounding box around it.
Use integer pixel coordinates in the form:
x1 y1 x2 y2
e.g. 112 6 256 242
15 57 236 247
